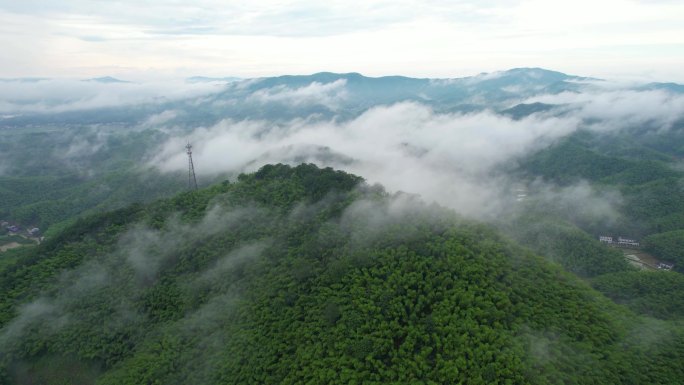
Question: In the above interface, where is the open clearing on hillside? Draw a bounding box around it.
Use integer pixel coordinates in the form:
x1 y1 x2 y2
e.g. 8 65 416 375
0 242 22 252
622 249 662 271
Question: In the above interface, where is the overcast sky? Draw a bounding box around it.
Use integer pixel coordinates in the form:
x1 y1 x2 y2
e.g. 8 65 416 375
1 0 683 81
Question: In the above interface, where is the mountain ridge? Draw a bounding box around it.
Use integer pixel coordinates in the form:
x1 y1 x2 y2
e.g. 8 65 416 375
1 163 683 384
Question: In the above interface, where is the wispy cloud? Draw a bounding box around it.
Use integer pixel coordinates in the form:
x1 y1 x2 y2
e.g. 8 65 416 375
146 79 684 221
149 101 581 218
525 88 684 130
248 79 348 109
0 78 225 114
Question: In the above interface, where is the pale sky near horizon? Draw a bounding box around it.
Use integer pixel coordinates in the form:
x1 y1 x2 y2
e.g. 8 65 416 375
0 0 683 82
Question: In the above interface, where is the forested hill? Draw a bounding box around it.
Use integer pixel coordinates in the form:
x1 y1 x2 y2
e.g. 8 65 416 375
1 164 683 384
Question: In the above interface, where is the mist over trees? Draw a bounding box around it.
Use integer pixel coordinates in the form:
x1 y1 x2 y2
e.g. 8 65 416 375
1 69 684 383
1 164 683 384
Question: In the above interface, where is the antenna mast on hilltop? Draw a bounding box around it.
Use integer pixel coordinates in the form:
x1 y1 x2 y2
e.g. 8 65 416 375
186 142 198 190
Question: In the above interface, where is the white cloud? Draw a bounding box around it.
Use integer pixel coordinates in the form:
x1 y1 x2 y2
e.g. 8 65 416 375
526 88 684 130
143 110 179 126
146 82 684 220
149 102 581 218
248 79 348 109
0 79 225 114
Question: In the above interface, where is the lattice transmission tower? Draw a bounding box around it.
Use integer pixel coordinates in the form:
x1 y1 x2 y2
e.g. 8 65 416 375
186 142 198 190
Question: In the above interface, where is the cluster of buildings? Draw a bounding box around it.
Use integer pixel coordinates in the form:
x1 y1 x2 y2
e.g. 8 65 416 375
599 235 640 247
1 220 17 232
1 220 40 238
601 234 677 271
658 262 674 271
515 188 528 202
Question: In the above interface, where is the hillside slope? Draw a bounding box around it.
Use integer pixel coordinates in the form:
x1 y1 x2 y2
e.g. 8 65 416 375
0 164 682 384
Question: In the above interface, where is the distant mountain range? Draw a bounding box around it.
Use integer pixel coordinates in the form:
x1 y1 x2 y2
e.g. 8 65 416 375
0 77 50 83
185 76 242 83
172 67 604 122
1 68 682 126
83 76 131 84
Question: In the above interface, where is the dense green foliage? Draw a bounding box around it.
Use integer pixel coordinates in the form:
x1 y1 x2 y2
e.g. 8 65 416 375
0 170 186 233
642 230 684 271
0 125 192 235
621 178 684 236
2 72 683 384
519 130 684 237
520 132 680 186
592 271 684 320
521 136 633 184
0 235 35 248
1 164 683 384
503 214 631 278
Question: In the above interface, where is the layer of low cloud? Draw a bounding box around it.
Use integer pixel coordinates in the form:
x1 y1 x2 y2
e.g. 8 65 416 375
142 109 179 127
146 77 684 222
149 101 582 218
248 79 348 110
0 79 226 114
525 87 684 131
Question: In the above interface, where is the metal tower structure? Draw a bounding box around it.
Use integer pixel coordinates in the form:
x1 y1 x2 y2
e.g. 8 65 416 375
186 143 198 190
